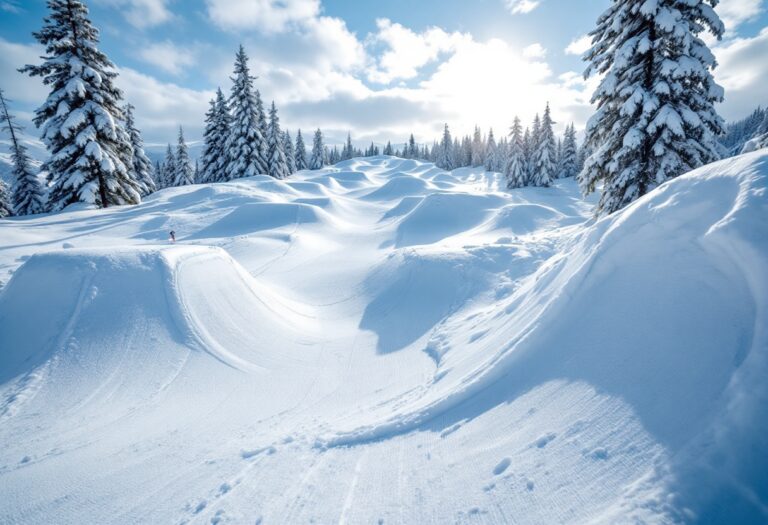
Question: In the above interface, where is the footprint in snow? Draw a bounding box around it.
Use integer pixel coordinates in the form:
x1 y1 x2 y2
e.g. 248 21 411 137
493 457 511 475
533 432 556 448
588 447 609 460
439 422 463 438
240 445 276 459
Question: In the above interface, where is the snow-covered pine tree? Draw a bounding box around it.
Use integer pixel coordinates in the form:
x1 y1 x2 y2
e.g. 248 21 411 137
522 126 533 177
173 126 194 186
343 133 353 160
20 0 141 211
283 130 296 174
581 0 725 214
436 124 453 169
159 144 173 189
742 108 768 152
0 180 12 218
531 115 541 151
532 103 556 186
225 45 268 179
123 104 155 196
485 129 499 172
154 160 162 187
757 110 768 137
560 123 578 178
453 138 464 169
577 138 589 174
499 137 509 171
323 144 330 165
506 116 527 188
554 137 563 179
470 126 484 167
201 88 231 183
720 107 766 155
0 88 46 215
384 141 393 156
255 90 269 171
295 129 308 170
266 102 289 179
407 134 417 158
310 129 324 170
200 95 218 183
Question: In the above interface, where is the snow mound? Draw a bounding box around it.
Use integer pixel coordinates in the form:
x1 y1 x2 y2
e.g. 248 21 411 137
395 192 507 246
483 203 572 234
380 195 423 220
0 246 315 389
741 132 768 154
192 201 331 238
362 175 433 201
248 175 302 195
359 250 488 354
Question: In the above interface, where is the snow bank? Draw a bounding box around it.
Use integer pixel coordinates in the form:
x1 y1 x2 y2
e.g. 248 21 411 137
0 246 316 389
319 151 768 521
361 175 433 201
191 201 333 239
396 192 507 246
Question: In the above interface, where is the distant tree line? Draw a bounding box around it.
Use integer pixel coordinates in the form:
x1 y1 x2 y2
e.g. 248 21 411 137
718 106 768 156
329 104 582 190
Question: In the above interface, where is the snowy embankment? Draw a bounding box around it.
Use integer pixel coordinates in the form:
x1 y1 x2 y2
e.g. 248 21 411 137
0 153 766 523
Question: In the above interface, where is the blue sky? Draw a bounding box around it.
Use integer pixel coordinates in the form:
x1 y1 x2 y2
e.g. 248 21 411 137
1 0 767 149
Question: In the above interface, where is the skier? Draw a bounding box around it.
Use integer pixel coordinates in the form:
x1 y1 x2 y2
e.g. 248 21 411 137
169 230 176 243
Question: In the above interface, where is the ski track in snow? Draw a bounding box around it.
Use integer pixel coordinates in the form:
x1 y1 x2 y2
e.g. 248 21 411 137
0 154 767 523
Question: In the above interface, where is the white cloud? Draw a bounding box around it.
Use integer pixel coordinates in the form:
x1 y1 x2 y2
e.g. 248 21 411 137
413 37 590 138
366 19 470 84
565 34 592 56
201 0 367 110
116 67 214 143
717 0 764 31
205 0 320 33
522 43 547 59
1 1 22 13
504 0 541 15
0 38 47 106
96 0 172 28
713 26 768 119
139 40 195 76
0 37 210 144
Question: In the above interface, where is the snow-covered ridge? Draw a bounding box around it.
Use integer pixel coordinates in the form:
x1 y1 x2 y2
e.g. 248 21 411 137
0 154 766 523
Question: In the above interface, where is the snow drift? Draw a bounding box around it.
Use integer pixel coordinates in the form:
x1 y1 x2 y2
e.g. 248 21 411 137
0 153 766 524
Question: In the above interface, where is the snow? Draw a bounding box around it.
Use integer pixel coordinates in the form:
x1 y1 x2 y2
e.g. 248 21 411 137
0 153 767 523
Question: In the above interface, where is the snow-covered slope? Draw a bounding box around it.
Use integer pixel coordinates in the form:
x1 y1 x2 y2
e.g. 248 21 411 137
0 153 766 524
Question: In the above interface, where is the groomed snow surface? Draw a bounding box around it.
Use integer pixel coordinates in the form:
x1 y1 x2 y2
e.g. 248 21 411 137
1 153 767 524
